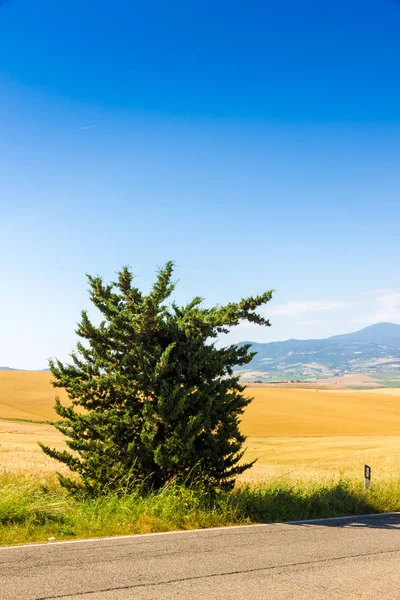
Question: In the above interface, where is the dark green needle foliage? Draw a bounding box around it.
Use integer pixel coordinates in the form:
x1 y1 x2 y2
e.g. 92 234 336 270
41 262 273 496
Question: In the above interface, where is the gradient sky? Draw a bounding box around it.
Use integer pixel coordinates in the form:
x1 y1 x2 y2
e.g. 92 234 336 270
1 0 400 369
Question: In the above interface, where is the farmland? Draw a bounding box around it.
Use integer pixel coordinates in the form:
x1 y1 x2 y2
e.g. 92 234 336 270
2 371 400 545
1 372 400 480
0 371 67 421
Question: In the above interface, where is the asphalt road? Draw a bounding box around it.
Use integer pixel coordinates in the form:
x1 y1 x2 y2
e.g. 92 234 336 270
1 514 400 600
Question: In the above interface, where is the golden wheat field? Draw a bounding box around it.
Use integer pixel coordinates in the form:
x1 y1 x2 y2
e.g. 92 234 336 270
0 371 67 421
242 386 400 436
1 371 400 481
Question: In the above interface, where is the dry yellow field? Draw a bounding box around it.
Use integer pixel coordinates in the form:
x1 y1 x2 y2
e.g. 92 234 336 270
0 371 67 421
242 385 400 436
0 419 66 476
1 372 400 480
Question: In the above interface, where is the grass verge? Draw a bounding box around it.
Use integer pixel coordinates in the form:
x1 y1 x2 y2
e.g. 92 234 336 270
0 417 55 425
1 472 400 547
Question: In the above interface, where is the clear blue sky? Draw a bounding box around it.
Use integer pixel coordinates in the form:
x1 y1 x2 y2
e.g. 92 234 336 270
1 0 400 369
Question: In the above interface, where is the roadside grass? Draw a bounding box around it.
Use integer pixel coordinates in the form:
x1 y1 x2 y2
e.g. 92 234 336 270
1 471 400 547
2 378 400 547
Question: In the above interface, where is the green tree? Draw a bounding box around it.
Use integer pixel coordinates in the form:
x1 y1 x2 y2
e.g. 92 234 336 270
41 262 273 496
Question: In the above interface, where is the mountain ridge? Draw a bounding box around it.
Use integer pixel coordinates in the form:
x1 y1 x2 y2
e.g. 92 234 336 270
2 323 400 378
238 322 400 381
242 322 400 346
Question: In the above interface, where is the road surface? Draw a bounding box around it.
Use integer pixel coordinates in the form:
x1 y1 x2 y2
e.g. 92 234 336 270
1 513 400 599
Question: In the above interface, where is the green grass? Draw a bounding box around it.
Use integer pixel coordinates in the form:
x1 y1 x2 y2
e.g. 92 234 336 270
0 417 55 425
375 381 400 388
372 373 400 387
1 472 400 547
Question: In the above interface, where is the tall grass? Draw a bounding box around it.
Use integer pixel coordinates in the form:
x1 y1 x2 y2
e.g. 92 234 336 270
1 471 400 546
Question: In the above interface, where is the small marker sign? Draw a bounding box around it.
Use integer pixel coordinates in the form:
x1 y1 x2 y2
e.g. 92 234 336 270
364 464 371 489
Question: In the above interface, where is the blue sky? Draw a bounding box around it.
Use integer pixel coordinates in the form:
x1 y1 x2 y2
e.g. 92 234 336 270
1 0 400 369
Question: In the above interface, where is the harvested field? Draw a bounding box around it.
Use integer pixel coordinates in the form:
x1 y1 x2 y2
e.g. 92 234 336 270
1 373 400 480
251 373 382 389
242 385 400 436
2 372 400 434
1 420 400 482
241 435 400 484
0 420 66 476
0 371 66 421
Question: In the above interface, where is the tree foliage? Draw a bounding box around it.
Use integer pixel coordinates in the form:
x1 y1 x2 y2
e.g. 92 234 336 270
41 262 273 496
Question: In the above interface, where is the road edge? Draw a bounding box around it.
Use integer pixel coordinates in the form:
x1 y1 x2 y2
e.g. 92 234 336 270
1 511 399 551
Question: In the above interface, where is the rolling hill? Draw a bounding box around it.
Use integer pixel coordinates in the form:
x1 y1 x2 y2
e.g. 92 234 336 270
237 322 400 381
2 323 400 383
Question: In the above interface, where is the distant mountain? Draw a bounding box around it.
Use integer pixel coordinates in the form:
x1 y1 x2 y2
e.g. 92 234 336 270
3 323 400 381
237 322 400 381
327 322 400 343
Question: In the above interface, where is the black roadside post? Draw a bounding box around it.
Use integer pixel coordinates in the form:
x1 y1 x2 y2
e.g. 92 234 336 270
364 465 371 490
